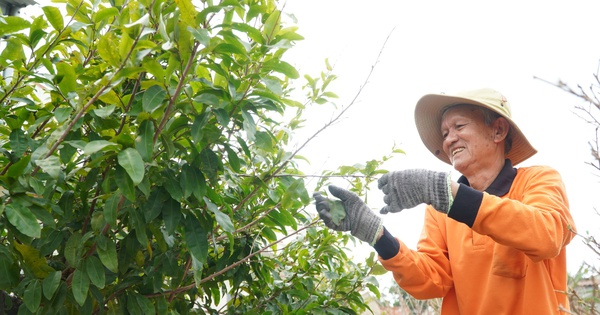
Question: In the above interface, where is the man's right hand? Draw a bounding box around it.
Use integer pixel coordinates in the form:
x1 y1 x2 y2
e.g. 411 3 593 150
313 185 383 246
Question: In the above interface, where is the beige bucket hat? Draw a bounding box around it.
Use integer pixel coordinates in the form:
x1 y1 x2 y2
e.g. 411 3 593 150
414 88 537 166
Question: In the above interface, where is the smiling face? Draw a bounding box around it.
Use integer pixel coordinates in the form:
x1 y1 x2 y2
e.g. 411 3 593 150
440 104 508 177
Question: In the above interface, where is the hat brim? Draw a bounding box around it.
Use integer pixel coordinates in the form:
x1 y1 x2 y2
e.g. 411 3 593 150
414 93 537 166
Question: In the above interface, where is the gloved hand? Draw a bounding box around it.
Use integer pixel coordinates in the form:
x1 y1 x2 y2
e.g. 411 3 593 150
377 169 453 214
313 185 383 246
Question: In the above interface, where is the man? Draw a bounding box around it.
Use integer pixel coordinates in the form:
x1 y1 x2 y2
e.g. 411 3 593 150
314 88 576 314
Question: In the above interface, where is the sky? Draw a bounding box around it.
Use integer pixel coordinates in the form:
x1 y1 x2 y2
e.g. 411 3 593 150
284 0 600 274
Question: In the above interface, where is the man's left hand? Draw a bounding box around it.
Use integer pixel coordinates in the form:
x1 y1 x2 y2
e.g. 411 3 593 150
377 169 452 214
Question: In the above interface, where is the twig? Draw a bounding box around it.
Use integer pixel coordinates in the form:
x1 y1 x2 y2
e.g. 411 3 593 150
145 221 318 298
288 28 396 165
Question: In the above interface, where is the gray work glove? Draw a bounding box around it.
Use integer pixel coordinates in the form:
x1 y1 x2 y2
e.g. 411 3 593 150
313 185 383 246
377 169 452 214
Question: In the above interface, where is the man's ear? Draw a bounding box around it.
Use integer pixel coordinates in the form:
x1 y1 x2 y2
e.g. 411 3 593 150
493 117 510 142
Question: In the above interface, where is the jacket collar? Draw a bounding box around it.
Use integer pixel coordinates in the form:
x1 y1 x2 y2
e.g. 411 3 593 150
457 159 516 196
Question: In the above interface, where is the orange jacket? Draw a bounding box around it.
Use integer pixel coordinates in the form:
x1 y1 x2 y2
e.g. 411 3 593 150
376 162 576 314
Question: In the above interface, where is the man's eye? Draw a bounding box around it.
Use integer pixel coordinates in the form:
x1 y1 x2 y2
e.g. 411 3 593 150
442 132 448 139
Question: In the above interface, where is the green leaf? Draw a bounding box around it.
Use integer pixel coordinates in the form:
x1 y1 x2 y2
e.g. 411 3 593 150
133 293 156 315
64 233 83 268
367 283 381 299
10 97 35 108
9 129 28 156
6 154 31 178
197 5 222 24
72 268 89 306
6 203 41 238
281 179 309 215
35 156 61 179
175 0 196 27
255 131 274 152
261 227 277 242
54 107 72 123
231 22 263 44
369 263 388 276
29 16 46 45
142 59 164 81
84 256 106 289
225 146 241 172
163 197 181 235
191 112 209 143
126 292 142 314
187 26 210 46
117 148 145 185
131 207 149 246
0 16 31 37
329 199 346 225
204 197 234 233
0 37 25 64
14 242 55 279
83 140 119 155
143 188 167 222
267 209 293 232
214 43 248 57
103 192 121 227
241 110 256 139
42 6 64 31
142 85 167 114
115 165 136 201
163 170 183 200
213 108 229 127
184 215 208 264
24 279 42 312
263 59 299 79
93 7 119 23
56 62 77 94
180 164 207 200
0 251 20 290
199 148 222 182
97 32 121 68
136 120 155 162
236 136 251 158
262 10 281 40
96 238 118 273
93 104 116 118
58 190 74 220
42 270 62 300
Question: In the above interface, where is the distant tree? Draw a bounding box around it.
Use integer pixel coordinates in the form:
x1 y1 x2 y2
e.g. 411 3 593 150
0 0 389 313
545 74 600 314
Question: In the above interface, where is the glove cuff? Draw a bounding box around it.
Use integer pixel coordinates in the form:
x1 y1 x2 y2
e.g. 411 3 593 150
431 171 453 213
353 209 383 246
446 172 454 212
368 222 384 246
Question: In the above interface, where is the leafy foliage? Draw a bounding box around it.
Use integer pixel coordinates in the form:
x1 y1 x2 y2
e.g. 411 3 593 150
0 0 387 313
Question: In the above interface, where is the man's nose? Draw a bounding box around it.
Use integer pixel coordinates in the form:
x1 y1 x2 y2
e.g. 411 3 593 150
444 130 458 143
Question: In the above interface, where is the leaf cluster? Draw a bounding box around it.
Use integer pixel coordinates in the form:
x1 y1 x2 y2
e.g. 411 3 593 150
0 0 390 314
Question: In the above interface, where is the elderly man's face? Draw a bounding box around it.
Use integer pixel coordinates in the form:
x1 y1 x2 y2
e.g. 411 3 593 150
440 106 498 173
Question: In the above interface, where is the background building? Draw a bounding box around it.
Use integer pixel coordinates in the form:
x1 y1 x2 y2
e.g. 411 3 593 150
0 0 36 16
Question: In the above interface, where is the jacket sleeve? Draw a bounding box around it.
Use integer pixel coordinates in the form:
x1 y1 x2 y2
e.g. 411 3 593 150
450 166 576 263
378 208 454 299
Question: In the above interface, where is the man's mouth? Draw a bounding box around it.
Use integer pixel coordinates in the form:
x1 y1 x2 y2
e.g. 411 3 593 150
452 147 464 156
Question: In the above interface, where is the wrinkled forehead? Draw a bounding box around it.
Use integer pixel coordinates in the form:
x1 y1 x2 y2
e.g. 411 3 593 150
440 104 485 121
